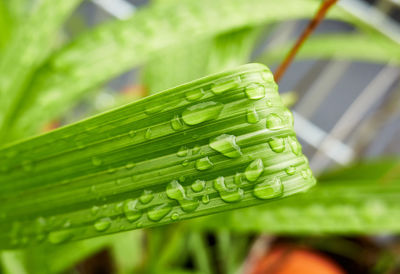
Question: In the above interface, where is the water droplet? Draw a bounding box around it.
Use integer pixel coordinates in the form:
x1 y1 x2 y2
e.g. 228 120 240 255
182 101 223 125
139 190 154 204
185 88 205 101
91 206 100 216
245 83 265 100
182 160 189 167
195 157 213 171
211 77 239 94
234 173 244 185
48 230 72 244
213 176 243 203
145 104 163 115
301 168 312 179
94 217 112 232
284 109 294 126
129 130 136 138
192 144 201 155
191 180 205 192
209 134 242 158
202 195 210 204
107 167 116 174
179 176 186 183
266 113 284 130
147 203 172 221
123 199 142 222
253 177 283 199
245 159 264 182
288 136 301 155
246 106 259 124
171 212 180 220
171 115 184 131
268 138 285 153
125 162 135 169
145 128 152 139
166 180 199 212
285 166 296 175
261 71 274 82
177 146 188 157
92 157 102 166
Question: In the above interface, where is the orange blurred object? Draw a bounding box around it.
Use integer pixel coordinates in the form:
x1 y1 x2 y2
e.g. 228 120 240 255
250 245 345 274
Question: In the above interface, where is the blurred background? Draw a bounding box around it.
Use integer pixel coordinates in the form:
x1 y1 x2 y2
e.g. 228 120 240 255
1 0 400 273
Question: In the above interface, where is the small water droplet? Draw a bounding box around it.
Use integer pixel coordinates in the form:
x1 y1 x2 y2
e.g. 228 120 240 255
195 157 213 171
108 167 116 174
285 166 296 175
211 77 239 94
202 195 210 204
123 199 142 222
268 138 285 153
266 113 284 130
209 134 242 158
171 115 184 131
92 157 102 166
166 180 199 212
125 162 135 169
245 159 264 182
145 104 163 115
191 180 205 192
22 160 34 172
129 130 136 138
171 212 180 220
94 217 112 232
284 109 294 126
182 101 223 125
192 144 201 155
301 168 312 179
185 88 205 101
179 176 186 183
139 190 154 204
177 146 188 157
245 83 265 100
253 177 283 199
145 128 152 139
213 176 243 203
147 203 172 221
48 230 72 244
246 106 259 124
288 136 301 155
182 160 189 167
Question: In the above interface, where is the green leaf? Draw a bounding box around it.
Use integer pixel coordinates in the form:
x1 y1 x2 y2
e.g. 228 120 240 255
0 0 82 138
190 159 400 234
0 64 315 249
259 34 400 65
5 0 324 141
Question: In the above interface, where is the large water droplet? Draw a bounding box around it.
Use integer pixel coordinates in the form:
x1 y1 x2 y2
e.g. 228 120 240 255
245 159 264 182
139 190 154 204
202 195 210 204
171 115 184 131
211 77 239 94
147 203 172 221
123 199 142 222
185 88 204 101
191 180 205 192
247 106 259 124
213 176 243 203
253 177 283 199
195 157 213 171
94 217 112 232
209 134 242 158
48 230 72 244
92 157 102 166
268 138 285 153
245 83 265 100
166 180 199 212
177 146 188 157
266 113 284 130
288 136 301 155
182 102 223 125
285 166 296 175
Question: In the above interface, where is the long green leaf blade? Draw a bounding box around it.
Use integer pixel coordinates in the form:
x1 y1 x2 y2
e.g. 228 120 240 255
0 64 315 249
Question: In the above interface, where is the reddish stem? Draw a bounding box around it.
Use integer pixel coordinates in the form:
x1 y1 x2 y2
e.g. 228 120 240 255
273 0 338 83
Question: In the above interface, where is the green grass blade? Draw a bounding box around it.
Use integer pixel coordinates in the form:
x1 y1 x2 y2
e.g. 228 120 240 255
0 0 82 138
0 64 315 249
190 160 400 234
5 0 325 141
